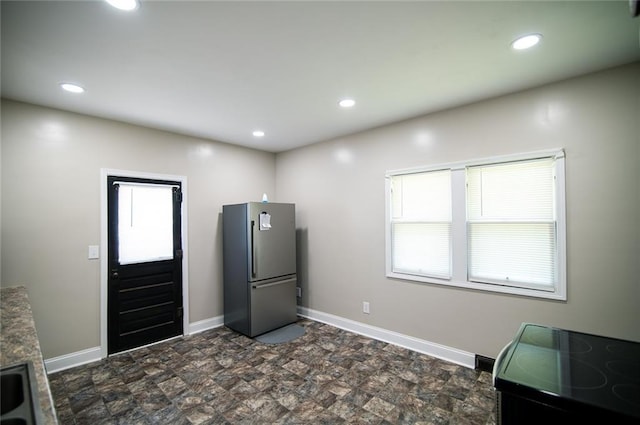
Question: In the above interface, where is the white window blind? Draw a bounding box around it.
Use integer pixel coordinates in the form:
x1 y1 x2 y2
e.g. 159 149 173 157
118 184 174 265
386 149 566 300
466 158 557 289
390 170 452 278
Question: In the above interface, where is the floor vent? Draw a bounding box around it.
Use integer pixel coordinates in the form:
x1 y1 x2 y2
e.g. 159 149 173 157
475 354 495 372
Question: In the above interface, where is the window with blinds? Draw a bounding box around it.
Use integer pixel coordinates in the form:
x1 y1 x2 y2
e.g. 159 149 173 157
385 150 566 300
390 170 452 279
466 158 557 289
118 184 174 265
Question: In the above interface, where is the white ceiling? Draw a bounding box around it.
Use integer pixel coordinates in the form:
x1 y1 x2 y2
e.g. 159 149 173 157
2 1 639 153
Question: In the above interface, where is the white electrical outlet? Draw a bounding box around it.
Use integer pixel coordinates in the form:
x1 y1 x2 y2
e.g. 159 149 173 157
296 287 302 298
363 301 370 314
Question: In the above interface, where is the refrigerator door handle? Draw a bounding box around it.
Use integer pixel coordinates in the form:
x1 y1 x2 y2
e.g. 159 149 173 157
252 277 297 289
251 220 256 277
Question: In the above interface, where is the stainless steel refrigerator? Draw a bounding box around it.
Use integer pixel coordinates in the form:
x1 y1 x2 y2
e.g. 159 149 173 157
222 202 297 337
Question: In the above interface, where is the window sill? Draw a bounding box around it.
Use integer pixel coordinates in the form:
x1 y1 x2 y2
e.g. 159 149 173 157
386 272 567 301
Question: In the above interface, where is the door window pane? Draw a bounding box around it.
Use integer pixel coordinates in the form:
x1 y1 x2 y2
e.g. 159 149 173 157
118 184 174 264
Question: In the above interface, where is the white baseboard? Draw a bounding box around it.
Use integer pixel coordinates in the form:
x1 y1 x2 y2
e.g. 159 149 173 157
188 315 224 335
44 310 474 374
44 346 102 374
297 306 475 369
44 316 224 374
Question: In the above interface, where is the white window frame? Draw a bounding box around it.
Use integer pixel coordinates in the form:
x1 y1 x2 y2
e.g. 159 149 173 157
385 149 566 301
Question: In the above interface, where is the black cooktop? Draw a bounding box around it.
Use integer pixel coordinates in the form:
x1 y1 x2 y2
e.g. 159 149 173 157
494 323 640 420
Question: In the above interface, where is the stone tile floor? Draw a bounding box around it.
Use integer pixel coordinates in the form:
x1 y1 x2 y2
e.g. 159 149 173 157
49 319 496 424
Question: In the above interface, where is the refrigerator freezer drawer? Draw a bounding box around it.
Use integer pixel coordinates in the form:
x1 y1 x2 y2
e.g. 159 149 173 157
250 276 297 336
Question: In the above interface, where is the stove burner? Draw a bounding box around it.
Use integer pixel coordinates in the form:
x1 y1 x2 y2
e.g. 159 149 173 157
612 384 640 407
496 324 640 422
515 351 607 390
607 343 640 360
606 360 640 383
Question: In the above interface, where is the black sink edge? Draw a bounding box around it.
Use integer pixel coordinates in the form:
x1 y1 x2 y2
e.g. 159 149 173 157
1 361 45 425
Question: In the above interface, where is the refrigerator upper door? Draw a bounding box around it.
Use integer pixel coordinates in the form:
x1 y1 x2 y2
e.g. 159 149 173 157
249 202 296 281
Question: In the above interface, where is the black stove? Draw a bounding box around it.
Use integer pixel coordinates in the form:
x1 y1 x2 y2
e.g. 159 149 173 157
493 323 640 424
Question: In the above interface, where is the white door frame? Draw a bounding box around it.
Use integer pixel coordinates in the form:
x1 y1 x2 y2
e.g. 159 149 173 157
100 168 189 358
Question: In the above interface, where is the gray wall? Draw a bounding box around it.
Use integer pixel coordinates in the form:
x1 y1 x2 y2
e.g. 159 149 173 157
277 63 640 357
2 63 638 361
1 100 276 358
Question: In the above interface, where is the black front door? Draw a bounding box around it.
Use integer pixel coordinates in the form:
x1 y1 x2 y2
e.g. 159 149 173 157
107 176 183 354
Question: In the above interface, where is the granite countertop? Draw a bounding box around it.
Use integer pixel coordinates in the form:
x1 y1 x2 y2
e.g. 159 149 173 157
1 286 58 424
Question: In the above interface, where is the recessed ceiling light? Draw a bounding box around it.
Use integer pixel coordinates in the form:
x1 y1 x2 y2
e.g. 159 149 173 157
60 83 85 94
339 99 356 108
252 130 265 137
511 34 542 50
105 0 139 11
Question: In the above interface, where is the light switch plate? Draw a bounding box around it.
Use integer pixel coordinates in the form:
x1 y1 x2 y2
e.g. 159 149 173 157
88 245 99 260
